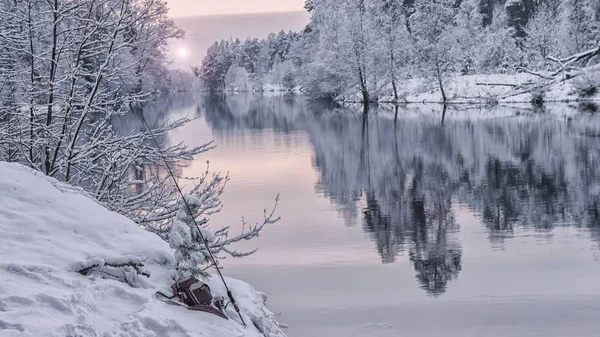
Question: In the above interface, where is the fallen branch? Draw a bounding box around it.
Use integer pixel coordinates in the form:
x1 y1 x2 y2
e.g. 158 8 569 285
77 261 150 278
498 80 557 100
73 257 151 279
516 67 553 79
547 56 562 65
476 82 519 87
548 45 600 77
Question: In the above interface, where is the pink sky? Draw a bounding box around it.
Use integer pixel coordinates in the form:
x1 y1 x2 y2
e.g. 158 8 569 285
166 0 306 17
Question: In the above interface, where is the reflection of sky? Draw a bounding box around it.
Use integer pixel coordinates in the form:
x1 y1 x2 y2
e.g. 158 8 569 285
170 113 384 267
166 97 600 337
168 99 600 268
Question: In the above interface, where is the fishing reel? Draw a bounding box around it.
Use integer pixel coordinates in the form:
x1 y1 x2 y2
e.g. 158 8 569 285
213 296 225 310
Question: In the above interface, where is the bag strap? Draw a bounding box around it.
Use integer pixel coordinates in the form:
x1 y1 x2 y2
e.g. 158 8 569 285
154 279 181 301
155 291 178 300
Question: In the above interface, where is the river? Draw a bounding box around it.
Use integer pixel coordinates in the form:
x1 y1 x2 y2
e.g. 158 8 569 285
157 93 600 337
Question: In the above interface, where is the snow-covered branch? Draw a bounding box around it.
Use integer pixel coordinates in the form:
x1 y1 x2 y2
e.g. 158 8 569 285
167 165 281 279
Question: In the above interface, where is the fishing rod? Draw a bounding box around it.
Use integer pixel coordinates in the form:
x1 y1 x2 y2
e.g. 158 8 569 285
139 110 246 326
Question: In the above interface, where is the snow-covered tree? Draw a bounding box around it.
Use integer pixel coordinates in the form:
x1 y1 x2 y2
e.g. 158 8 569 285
269 56 296 90
476 4 521 73
225 65 251 92
194 41 236 92
168 168 280 279
0 0 211 236
525 3 559 68
168 69 201 93
505 0 536 39
453 0 484 75
373 0 411 101
410 0 458 102
192 0 600 101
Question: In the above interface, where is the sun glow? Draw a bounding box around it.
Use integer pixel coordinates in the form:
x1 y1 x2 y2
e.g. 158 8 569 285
177 47 189 59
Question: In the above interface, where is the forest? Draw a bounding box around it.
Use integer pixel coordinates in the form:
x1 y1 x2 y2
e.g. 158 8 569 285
196 0 600 103
0 0 270 271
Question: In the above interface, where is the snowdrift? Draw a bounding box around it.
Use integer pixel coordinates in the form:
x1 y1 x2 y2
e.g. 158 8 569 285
0 162 285 337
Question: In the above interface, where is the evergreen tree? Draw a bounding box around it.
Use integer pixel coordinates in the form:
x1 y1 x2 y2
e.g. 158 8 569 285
505 0 530 39
194 41 235 92
169 195 217 279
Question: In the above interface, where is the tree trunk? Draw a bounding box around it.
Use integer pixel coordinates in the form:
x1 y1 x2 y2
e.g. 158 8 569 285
390 47 399 102
45 0 59 175
435 61 447 103
27 2 35 166
358 65 370 104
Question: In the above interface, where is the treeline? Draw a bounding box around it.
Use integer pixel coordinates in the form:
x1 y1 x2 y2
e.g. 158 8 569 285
197 0 600 102
193 31 301 92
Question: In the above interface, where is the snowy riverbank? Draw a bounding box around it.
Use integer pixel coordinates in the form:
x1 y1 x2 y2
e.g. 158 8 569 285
0 162 286 337
207 70 600 107
339 70 600 104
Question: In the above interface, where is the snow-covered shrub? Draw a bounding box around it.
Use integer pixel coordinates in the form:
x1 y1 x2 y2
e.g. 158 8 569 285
169 194 218 278
298 62 346 101
282 72 296 92
531 87 547 107
165 166 280 279
573 69 600 97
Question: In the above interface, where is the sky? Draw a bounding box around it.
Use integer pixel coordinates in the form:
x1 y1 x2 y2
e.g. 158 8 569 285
167 0 306 17
167 10 309 69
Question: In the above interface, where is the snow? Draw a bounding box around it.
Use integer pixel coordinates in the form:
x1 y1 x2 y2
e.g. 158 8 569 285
0 162 286 337
341 71 600 104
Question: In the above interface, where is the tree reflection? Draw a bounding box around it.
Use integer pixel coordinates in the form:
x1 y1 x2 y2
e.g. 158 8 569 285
408 195 461 296
197 95 600 296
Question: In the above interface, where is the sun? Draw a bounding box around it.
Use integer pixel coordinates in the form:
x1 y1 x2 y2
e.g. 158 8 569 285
177 47 189 59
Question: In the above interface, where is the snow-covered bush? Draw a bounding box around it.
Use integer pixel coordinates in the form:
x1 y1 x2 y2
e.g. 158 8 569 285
164 166 280 279
530 86 547 107
572 68 600 97
169 194 220 278
282 72 296 92
298 62 346 101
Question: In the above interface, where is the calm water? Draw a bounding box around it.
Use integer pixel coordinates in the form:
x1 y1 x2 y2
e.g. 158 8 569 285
158 94 600 337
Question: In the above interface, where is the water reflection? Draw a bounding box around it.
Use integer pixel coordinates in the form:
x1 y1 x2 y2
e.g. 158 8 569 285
180 94 600 296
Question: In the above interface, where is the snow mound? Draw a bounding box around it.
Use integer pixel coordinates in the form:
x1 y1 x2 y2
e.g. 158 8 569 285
0 162 285 337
